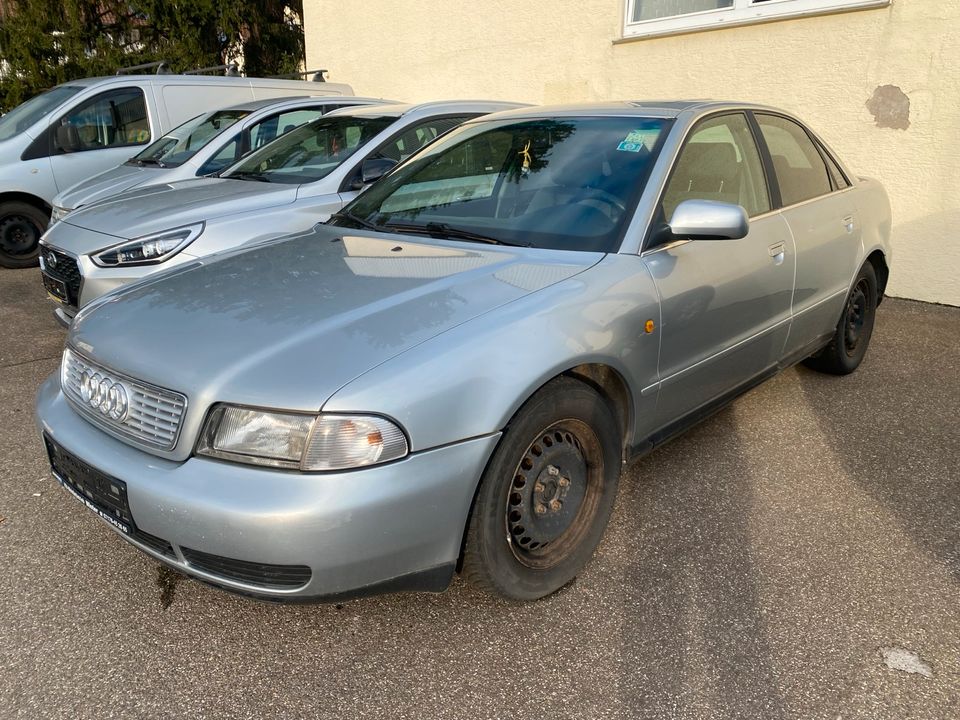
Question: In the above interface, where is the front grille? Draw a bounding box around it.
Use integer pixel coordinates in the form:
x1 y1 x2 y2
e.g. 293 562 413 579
41 247 82 307
180 547 312 589
61 347 187 451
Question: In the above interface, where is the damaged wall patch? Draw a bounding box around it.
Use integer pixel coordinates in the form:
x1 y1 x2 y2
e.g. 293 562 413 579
866 85 911 130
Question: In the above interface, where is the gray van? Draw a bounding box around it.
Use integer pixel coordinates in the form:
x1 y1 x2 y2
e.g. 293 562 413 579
0 73 353 267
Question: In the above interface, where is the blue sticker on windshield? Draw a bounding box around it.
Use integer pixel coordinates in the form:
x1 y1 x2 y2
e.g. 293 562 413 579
618 127 661 153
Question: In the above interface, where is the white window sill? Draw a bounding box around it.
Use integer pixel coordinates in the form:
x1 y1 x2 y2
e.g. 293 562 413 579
616 0 890 43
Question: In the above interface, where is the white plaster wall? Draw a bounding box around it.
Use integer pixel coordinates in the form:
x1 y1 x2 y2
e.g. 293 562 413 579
305 1 960 305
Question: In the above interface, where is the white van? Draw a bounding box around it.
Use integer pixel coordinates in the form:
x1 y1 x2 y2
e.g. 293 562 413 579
0 72 353 267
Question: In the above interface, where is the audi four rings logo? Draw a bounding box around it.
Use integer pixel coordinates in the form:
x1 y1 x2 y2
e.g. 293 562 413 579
79 370 129 421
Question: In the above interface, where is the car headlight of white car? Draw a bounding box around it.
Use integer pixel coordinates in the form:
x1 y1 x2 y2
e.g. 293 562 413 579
197 404 409 471
50 205 72 224
92 222 204 267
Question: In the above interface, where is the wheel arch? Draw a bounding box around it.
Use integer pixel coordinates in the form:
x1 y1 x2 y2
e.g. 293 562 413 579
455 363 636 572
0 191 52 216
865 249 889 305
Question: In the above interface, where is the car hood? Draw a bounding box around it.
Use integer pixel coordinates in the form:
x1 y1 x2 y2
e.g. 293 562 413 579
59 177 298 240
69 224 601 431
57 164 160 210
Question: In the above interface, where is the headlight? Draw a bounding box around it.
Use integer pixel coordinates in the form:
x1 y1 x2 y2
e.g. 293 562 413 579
92 222 204 267
197 404 409 471
51 205 72 224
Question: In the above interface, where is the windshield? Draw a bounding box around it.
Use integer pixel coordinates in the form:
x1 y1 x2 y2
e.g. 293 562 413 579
129 109 250 167
223 115 395 185
0 85 84 141
333 116 670 253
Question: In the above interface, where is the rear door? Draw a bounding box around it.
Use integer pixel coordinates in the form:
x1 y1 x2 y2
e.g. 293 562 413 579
754 113 860 357
643 112 795 431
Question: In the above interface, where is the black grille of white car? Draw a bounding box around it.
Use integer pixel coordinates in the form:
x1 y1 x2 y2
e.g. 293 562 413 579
61 348 187 451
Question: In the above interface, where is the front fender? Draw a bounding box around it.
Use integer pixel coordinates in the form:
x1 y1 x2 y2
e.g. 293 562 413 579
324 254 662 452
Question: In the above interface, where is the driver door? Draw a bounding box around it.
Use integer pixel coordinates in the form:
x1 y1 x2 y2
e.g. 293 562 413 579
642 112 795 433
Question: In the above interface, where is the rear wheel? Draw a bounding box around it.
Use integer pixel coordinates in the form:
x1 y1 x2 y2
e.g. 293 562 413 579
462 376 621 600
0 201 47 268
804 262 878 375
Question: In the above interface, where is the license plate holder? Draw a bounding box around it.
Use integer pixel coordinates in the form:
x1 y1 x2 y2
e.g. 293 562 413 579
44 436 135 536
41 272 69 305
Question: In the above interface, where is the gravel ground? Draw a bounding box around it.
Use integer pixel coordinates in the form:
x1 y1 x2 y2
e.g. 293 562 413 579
1 266 957 719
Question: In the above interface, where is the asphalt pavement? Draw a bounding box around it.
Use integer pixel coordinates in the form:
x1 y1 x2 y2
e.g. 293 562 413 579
1 266 957 719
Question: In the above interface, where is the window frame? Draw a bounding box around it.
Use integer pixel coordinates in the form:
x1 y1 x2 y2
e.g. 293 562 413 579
622 0 889 40
644 110 775 250
53 86 151 154
753 111 851 209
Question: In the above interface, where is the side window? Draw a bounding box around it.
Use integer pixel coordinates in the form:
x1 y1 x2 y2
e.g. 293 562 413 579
375 116 473 163
197 134 241 176
661 113 770 221
249 108 326 150
756 114 833 206
58 88 149 152
820 145 851 190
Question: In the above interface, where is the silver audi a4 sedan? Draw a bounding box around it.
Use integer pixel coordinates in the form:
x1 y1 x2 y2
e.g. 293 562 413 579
38 100 523 325
36 101 892 602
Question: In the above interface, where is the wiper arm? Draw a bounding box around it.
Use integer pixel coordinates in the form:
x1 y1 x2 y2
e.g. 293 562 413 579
229 171 272 183
385 221 524 247
328 210 381 231
133 157 166 168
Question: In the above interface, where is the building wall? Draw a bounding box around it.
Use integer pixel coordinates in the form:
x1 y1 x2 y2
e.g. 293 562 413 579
304 1 960 306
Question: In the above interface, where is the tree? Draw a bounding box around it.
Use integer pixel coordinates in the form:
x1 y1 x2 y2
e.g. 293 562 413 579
0 0 305 112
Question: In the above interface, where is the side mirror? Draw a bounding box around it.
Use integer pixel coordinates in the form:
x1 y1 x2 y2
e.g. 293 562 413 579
668 199 749 240
354 157 397 189
55 124 81 154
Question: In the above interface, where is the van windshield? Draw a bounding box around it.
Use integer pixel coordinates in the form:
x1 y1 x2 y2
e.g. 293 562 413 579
129 109 251 168
223 115 395 185
0 85 84 141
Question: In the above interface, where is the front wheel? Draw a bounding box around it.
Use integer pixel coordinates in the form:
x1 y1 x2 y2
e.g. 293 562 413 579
0 201 48 268
462 376 622 601
804 262 878 375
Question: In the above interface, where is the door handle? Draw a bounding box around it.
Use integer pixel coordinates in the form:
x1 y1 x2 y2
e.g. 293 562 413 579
768 242 785 257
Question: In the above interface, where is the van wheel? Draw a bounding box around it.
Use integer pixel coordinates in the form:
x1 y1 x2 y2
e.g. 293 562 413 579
804 262 878 375
462 376 621 601
0 202 47 268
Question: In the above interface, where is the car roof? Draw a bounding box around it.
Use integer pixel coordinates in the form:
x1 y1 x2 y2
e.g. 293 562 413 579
55 74 354 95
215 95 398 113
475 100 787 121
324 99 529 119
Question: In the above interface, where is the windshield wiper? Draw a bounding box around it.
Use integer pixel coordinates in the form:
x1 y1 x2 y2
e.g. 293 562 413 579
329 210 381 231
229 170 272 183
385 221 525 247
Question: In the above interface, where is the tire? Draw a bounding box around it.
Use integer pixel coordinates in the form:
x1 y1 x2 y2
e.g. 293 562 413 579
462 376 622 601
0 201 48 268
804 262 878 375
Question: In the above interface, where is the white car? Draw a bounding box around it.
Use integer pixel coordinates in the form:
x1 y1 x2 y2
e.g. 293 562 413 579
51 95 396 222
39 100 525 325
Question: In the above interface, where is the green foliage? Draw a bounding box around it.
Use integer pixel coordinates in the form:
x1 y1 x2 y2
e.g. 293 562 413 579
0 0 306 112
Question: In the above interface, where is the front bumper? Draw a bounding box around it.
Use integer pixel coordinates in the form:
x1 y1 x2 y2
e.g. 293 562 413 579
36 374 499 601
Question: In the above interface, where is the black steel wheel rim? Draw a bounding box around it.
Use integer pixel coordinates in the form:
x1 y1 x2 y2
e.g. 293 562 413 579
844 279 869 355
0 214 41 256
504 419 604 569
